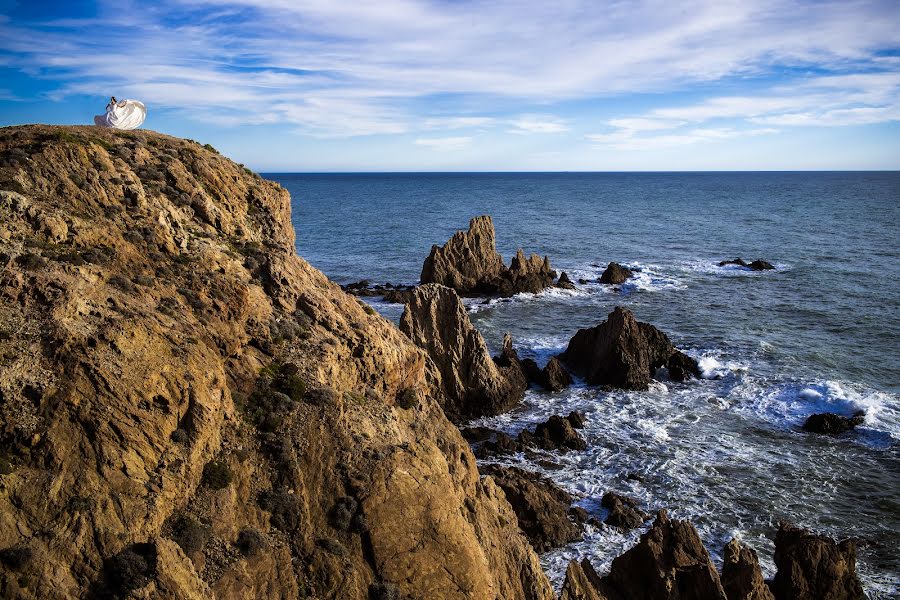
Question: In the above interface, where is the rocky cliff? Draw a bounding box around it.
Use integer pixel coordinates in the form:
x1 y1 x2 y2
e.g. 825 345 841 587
0 126 553 600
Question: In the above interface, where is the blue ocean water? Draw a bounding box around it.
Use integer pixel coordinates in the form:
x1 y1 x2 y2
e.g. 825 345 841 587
268 172 900 597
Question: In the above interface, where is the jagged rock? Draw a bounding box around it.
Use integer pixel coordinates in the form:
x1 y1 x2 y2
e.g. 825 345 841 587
719 258 775 271
566 410 586 429
802 412 865 435
0 126 554 600
560 306 700 389
601 491 650 531
481 465 582 552
772 522 864 600
519 415 587 452
557 271 577 290
522 356 572 391
420 215 555 296
721 538 774 600
599 262 634 284
599 510 728 600
560 559 607 600
399 284 526 421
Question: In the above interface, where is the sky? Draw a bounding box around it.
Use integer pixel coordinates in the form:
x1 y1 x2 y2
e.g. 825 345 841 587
1 0 899 171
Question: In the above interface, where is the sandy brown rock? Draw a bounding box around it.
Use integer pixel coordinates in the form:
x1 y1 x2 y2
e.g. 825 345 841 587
721 538 774 600
480 465 582 552
772 522 864 600
399 284 526 421
560 559 608 600
0 126 553 600
560 306 700 389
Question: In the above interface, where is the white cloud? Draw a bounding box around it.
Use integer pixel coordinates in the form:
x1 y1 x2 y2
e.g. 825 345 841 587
414 136 473 151
587 126 778 150
507 114 569 134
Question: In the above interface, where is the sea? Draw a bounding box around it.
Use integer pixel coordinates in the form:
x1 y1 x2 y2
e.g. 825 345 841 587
266 172 900 598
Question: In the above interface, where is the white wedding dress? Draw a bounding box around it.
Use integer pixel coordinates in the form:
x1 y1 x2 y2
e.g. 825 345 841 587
94 99 146 130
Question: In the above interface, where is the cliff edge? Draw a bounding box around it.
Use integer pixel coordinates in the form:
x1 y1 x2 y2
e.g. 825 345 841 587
0 125 553 600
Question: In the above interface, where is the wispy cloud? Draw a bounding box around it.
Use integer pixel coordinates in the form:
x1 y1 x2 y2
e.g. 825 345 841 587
414 136 473 151
507 114 569 134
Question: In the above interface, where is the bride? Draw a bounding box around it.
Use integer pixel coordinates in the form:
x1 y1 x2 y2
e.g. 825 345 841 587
94 96 146 130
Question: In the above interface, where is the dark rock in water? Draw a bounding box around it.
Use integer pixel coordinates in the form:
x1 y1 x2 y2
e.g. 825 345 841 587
601 491 650 531
399 284 526 421
382 288 414 303
600 510 728 600
460 426 499 443
578 278 590 285
719 258 775 271
477 431 525 457
481 464 582 552
557 271 577 290
802 411 864 435
566 410 586 429
560 306 700 390
599 262 634 284
522 356 572 391
420 215 556 296
560 559 606 600
772 521 864 600
721 538 774 600
519 415 587 452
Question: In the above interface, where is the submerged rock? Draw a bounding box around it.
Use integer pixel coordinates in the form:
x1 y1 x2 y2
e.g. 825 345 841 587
599 262 634 284
481 464 582 552
420 215 556 296
399 284 526 421
560 306 700 389
802 411 865 435
719 258 775 271
519 414 588 452
601 491 650 531
522 356 572 391
721 538 774 600
772 522 864 600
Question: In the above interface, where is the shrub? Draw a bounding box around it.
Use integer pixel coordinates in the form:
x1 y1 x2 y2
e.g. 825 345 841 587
203 143 218 154
235 528 265 557
170 428 189 444
0 455 13 475
202 460 232 490
15 253 46 271
329 496 358 532
396 388 419 410
0 545 33 570
259 490 301 532
109 274 135 293
103 543 157 596
168 513 209 555
369 582 403 600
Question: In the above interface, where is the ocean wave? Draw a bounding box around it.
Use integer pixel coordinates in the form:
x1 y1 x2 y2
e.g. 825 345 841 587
682 259 791 276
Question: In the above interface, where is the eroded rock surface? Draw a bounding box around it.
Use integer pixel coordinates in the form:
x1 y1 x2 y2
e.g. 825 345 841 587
601 492 650 531
420 216 555 296
560 306 700 389
721 538 774 600
0 126 553 600
480 465 582 552
802 412 865 435
522 356 572 392
772 522 864 600
399 284 527 421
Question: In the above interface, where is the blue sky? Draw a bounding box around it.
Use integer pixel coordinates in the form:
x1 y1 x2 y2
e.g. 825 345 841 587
1 0 899 171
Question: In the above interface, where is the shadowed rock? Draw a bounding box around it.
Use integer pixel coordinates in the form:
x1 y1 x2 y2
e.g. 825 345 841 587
420 216 555 296
557 271 577 290
601 491 650 531
599 262 633 284
400 284 526 421
519 415 587 452
481 465 582 552
560 307 700 390
522 356 572 392
772 522 864 600
719 258 775 271
721 538 774 600
802 412 865 435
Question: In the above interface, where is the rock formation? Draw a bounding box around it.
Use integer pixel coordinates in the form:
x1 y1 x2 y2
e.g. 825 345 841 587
560 560 606 600
560 307 701 389
721 538 774 600
557 271 576 290
600 492 650 531
480 465 582 552
561 510 728 600
718 258 775 271
599 262 633 284
522 356 572 391
801 412 865 435
420 216 556 296
518 414 587 452
399 284 527 421
772 522 864 600
0 126 554 600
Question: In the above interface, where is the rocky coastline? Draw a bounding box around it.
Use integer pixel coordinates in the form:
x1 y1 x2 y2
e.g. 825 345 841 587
0 126 869 599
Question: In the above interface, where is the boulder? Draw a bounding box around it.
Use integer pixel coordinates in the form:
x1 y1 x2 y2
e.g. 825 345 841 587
771 522 864 600
420 216 555 296
721 538 774 600
557 271 577 290
560 307 700 389
601 492 650 531
598 510 728 600
519 415 587 452
560 559 607 600
399 284 527 421
522 356 572 392
718 258 775 271
801 412 864 435
599 262 633 284
481 465 582 552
